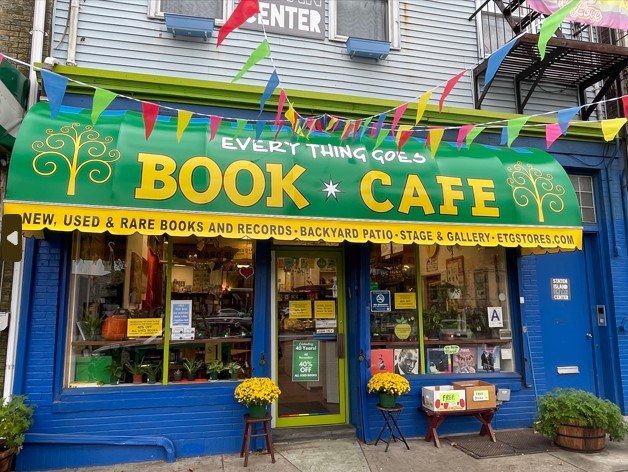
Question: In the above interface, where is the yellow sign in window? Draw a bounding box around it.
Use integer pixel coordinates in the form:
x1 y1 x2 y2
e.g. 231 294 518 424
394 292 416 309
289 300 312 319
127 318 163 337
314 300 336 319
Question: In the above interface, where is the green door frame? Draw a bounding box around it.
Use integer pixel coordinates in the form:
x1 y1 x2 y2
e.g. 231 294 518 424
272 246 348 427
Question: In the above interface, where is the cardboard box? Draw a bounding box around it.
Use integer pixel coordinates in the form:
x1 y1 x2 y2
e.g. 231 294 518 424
452 380 496 410
422 386 466 411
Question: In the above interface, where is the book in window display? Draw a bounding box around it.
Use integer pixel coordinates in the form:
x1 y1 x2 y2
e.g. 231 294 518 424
370 349 394 375
426 347 451 374
477 344 501 372
452 346 477 373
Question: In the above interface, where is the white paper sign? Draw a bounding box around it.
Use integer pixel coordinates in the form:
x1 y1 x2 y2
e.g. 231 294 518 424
487 307 504 328
501 348 513 360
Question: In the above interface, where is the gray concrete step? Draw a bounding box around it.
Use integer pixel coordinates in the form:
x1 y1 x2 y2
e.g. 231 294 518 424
273 423 357 443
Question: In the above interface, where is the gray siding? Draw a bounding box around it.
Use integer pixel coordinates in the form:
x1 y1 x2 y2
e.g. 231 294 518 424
50 0 584 115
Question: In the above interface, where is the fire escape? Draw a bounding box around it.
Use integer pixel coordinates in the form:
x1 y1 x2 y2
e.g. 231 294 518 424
470 0 628 119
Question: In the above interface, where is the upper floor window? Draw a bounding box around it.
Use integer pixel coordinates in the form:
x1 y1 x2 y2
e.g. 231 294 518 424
329 0 400 49
148 0 231 24
569 174 597 224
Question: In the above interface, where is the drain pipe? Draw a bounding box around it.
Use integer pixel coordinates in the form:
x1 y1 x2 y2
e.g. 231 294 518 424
3 0 46 400
66 0 80 65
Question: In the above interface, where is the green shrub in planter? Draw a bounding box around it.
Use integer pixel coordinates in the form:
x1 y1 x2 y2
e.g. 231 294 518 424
535 388 628 441
0 395 34 450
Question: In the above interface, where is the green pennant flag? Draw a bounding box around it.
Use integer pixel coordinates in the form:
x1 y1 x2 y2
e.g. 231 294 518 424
234 119 247 138
538 0 580 59
466 126 485 148
507 116 531 147
374 129 389 148
91 88 117 124
232 39 270 83
359 116 373 139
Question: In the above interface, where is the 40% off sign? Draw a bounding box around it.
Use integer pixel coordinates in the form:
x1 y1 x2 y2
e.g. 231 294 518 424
292 340 320 382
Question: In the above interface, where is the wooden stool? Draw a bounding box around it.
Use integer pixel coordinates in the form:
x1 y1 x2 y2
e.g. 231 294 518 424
374 403 409 452
240 414 275 467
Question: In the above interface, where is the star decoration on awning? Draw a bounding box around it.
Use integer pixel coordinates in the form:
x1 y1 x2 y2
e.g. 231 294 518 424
321 177 342 202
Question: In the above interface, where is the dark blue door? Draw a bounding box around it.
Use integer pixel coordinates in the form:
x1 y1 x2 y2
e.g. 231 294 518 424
535 249 597 393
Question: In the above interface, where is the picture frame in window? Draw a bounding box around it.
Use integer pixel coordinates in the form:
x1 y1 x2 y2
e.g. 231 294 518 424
446 256 465 288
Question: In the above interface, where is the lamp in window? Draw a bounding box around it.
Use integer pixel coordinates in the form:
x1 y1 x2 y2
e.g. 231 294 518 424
164 13 215 41
346 37 390 61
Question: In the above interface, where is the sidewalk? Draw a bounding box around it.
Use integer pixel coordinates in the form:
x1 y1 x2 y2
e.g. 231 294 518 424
58 433 628 472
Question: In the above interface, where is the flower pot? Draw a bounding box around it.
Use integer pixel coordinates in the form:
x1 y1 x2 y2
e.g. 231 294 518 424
248 404 268 418
209 372 218 380
230 373 238 380
187 373 196 381
133 374 143 384
378 393 397 408
0 447 17 472
555 424 606 453
173 372 182 382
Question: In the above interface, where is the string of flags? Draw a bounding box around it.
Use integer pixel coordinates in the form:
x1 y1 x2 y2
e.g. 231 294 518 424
1 0 627 157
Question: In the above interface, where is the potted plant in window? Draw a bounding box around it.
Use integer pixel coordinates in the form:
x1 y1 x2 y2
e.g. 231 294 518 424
225 361 243 380
172 369 183 382
234 377 281 418
535 388 628 452
181 358 204 381
105 359 124 385
206 360 224 380
141 363 162 384
78 313 102 342
423 306 442 340
124 361 144 384
367 372 410 408
0 395 34 472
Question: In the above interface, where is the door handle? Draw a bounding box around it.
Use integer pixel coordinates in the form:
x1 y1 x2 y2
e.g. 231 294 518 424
337 333 344 358
586 333 593 339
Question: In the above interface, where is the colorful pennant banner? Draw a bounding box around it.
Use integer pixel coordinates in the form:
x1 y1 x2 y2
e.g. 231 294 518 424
217 0 260 47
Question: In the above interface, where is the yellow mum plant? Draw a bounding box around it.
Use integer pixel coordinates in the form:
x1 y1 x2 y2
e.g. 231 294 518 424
234 377 281 406
367 372 410 396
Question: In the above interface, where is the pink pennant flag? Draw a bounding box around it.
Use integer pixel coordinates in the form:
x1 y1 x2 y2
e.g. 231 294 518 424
0 53 4 63
217 0 260 47
545 123 562 149
141 101 160 140
274 119 285 139
307 117 318 137
275 89 287 124
622 95 628 118
209 115 223 141
352 119 362 140
439 70 467 112
456 124 474 149
391 103 408 134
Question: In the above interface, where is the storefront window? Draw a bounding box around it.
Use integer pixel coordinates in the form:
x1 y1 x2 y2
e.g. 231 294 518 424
369 244 514 376
65 233 254 387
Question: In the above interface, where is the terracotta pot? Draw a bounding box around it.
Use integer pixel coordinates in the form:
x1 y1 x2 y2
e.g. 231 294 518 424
555 424 606 453
0 447 17 472
133 374 143 384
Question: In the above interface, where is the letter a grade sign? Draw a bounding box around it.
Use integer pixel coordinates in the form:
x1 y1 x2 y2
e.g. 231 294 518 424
487 307 504 328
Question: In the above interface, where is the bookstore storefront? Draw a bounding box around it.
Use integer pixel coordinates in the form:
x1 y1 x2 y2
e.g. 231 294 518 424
5 103 584 470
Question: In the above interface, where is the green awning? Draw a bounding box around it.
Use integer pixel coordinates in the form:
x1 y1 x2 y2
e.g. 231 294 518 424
0 60 29 151
4 102 582 249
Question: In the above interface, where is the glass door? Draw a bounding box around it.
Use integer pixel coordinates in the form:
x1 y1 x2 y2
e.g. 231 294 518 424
273 249 347 427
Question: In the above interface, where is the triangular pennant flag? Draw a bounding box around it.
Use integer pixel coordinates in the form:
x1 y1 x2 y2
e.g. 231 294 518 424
391 103 408 133
275 89 287 124
232 39 270 82
340 120 353 140
396 125 413 151
359 116 373 139
41 69 68 119
306 117 317 137
259 70 280 114
217 0 260 47
351 119 362 141
538 0 580 59
285 104 297 129
466 126 485 147
439 70 466 112
429 127 445 156
545 123 562 149
0 53 4 63
374 129 389 149
176 109 193 142
234 118 247 138
255 120 266 140
371 113 387 138
485 37 517 86
500 126 508 146
456 124 474 149
91 88 117 124
141 101 160 140
601 118 627 141
209 115 223 141
622 95 628 118
558 106 580 135
415 91 432 124
325 116 338 132
274 120 285 139
507 116 531 146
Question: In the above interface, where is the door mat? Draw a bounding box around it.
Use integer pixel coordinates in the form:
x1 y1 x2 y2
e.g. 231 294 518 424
279 401 330 417
447 428 555 459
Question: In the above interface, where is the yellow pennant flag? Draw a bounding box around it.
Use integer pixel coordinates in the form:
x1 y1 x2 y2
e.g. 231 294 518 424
176 110 194 142
601 118 627 141
429 127 445 157
285 104 297 129
415 91 432 124
326 116 339 132
395 125 413 143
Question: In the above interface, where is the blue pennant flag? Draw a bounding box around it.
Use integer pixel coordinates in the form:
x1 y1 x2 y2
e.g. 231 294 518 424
557 106 580 135
485 37 518 86
500 126 508 146
259 70 280 114
255 120 266 140
41 69 68 118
